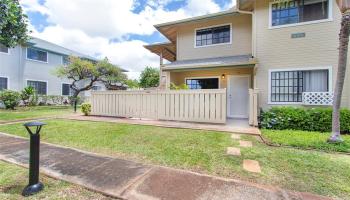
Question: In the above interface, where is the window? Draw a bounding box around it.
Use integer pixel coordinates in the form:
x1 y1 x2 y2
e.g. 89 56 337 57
62 83 72 96
92 86 102 91
271 0 330 27
0 77 8 90
270 69 329 103
62 56 70 65
0 44 9 54
186 78 219 89
27 80 47 95
27 48 48 62
195 25 231 47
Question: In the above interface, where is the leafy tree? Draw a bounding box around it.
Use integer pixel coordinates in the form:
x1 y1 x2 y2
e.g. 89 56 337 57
0 0 30 47
55 56 127 111
328 0 350 143
125 79 139 89
139 67 159 88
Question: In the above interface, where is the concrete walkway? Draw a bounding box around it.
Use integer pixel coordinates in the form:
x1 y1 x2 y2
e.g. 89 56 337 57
63 114 260 135
0 133 330 200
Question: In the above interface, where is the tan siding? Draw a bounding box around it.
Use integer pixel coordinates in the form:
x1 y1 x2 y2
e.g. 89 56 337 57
170 67 254 89
254 0 350 108
177 14 252 60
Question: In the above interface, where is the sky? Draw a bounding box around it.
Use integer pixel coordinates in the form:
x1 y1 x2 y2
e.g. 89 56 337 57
20 0 236 79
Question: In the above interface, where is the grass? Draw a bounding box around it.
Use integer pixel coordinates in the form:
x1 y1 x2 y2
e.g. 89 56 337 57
262 129 350 153
0 160 112 200
0 119 350 199
0 106 74 122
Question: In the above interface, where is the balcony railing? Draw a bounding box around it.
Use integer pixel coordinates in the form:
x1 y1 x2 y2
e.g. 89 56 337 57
302 92 334 106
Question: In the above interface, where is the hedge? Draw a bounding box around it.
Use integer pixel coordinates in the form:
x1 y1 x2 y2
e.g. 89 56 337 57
260 107 350 133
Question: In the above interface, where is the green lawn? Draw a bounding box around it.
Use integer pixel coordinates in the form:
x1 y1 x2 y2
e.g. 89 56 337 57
0 106 74 122
262 129 350 153
0 160 111 200
0 119 349 199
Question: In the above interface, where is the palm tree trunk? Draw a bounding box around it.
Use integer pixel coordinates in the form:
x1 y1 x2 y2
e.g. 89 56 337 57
328 11 350 143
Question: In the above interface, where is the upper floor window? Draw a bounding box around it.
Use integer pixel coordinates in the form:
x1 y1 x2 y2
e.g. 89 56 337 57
0 44 9 54
271 0 330 27
27 48 48 63
0 77 8 90
27 80 47 95
270 68 330 103
195 24 231 47
62 56 70 65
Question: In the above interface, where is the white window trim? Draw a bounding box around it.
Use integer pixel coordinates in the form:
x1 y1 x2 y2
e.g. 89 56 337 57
0 76 10 90
268 0 333 29
268 66 333 105
61 82 72 96
184 76 221 89
194 23 232 48
26 79 49 95
26 47 49 64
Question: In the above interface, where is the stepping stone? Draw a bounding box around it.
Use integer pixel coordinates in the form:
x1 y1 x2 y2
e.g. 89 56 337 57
239 140 253 148
243 160 261 173
226 147 241 156
231 134 241 140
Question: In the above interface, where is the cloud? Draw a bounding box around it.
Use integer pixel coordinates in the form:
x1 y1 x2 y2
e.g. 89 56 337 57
21 0 229 79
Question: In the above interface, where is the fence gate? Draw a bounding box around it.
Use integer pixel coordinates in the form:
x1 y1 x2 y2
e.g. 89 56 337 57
91 89 227 124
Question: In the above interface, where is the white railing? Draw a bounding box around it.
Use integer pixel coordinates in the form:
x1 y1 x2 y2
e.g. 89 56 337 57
91 89 227 124
302 92 334 106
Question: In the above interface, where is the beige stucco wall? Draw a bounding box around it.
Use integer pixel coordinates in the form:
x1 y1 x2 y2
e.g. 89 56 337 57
169 67 254 89
177 14 252 61
254 0 350 109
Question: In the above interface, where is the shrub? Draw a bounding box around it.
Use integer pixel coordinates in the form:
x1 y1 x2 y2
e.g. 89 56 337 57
0 90 21 109
81 103 91 116
169 83 189 90
261 107 350 133
20 86 35 106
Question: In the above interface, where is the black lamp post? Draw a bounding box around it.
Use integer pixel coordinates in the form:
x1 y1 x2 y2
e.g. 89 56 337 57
22 121 46 196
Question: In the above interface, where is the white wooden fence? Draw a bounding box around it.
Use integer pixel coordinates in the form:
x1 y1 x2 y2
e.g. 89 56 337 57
91 89 227 123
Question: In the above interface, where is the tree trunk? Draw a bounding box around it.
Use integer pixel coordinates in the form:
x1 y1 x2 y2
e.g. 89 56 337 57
72 91 80 113
328 11 350 143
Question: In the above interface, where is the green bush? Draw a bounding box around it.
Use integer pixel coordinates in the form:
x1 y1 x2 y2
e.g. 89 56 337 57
261 107 350 133
81 103 91 116
0 90 21 109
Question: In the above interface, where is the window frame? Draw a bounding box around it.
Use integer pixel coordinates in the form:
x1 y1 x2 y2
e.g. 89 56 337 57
268 66 333 105
0 44 10 55
26 79 48 95
26 47 49 63
0 76 9 90
61 83 72 96
268 0 333 29
194 23 232 48
184 76 221 89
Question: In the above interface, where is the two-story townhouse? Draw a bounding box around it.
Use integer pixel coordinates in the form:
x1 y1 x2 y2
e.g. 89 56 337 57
0 37 119 98
145 0 350 120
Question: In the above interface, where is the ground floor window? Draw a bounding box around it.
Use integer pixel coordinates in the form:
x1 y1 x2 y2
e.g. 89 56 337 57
270 68 329 103
185 78 219 89
27 80 47 95
62 83 72 96
0 77 8 90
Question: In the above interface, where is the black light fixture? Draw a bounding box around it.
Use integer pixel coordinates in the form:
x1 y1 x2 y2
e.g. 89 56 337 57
22 121 46 196
221 74 226 79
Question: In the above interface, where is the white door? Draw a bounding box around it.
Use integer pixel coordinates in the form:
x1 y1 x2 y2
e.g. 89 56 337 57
227 75 250 118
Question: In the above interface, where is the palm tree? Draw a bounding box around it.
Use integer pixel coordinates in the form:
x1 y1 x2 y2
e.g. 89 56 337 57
328 0 350 143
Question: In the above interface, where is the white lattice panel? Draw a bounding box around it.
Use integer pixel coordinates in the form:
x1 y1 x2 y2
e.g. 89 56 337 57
302 92 334 106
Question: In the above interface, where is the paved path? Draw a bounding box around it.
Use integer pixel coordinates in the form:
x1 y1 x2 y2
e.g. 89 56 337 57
62 114 261 135
0 133 330 200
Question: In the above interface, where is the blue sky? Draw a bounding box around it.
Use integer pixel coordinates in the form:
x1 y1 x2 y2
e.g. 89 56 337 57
21 0 235 79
